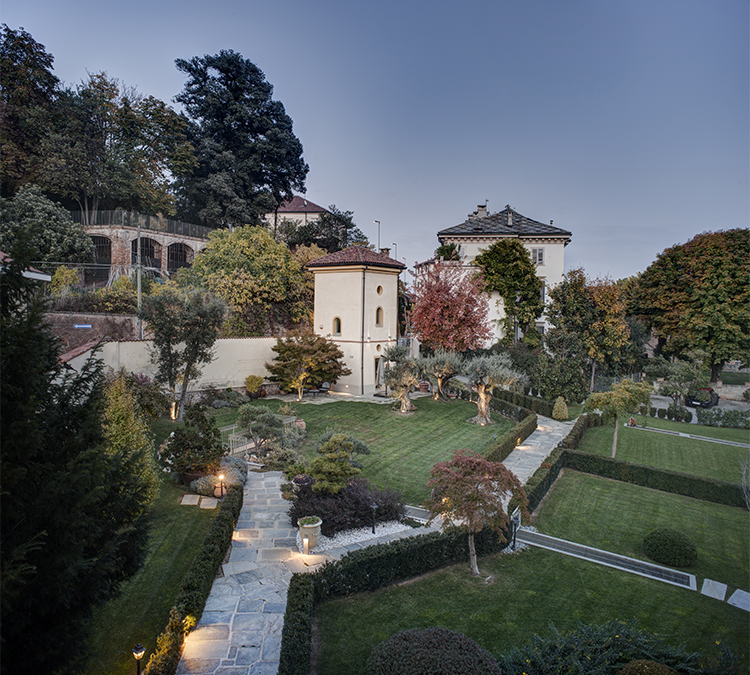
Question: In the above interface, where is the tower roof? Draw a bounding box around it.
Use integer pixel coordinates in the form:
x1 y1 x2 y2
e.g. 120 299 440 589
306 246 405 270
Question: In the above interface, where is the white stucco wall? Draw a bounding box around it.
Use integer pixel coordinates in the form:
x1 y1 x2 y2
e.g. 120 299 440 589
67 337 278 391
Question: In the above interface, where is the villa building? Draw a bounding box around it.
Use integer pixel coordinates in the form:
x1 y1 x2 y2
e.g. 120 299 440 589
436 204 572 342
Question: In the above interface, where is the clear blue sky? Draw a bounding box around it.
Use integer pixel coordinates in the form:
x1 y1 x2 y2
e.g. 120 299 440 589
3 0 748 279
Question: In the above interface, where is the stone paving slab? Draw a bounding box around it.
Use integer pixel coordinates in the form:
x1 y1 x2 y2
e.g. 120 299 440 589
728 589 750 611
701 578 727 601
181 494 201 506
200 497 219 509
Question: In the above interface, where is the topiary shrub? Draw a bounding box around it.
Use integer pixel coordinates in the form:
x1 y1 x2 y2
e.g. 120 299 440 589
621 660 678 675
657 408 667 419
649 406 657 417
683 410 692 424
643 528 697 567
366 627 501 675
552 396 569 421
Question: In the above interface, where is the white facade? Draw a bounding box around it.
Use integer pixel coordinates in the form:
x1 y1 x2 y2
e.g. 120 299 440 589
308 248 404 395
437 204 571 343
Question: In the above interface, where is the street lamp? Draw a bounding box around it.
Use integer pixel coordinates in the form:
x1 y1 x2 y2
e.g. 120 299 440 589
132 643 145 675
373 220 380 249
391 242 397 261
370 501 378 534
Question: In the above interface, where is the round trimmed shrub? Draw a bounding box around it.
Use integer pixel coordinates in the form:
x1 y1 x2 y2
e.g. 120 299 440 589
366 627 501 675
621 660 678 675
643 529 697 567
552 396 569 421
657 408 667 419
683 410 692 424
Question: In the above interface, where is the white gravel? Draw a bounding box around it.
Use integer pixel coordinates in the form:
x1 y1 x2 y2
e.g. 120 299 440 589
296 520 415 553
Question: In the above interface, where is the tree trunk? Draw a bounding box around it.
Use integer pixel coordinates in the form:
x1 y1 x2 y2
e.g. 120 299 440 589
435 375 453 400
468 532 480 576
470 384 493 426
590 359 598 392
177 361 194 421
710 360 724 383
399 390 414 413
611 414 619 458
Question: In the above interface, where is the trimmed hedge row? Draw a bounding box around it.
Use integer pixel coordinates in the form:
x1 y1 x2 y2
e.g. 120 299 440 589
562 451 745 508
524 445 566 512
278 527 506 675
486 413 538 463
143 485 244 675
492 387 555 418
560 413 602 450
455 387 535 422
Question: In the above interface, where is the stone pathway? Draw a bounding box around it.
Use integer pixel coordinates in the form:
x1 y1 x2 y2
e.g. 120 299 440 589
177 471 442 675
501 416 575 483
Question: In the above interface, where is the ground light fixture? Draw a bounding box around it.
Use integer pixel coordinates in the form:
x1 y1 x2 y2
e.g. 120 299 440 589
218 473 225 500
132 643 146 675
303 534 309 555
370 502 378 534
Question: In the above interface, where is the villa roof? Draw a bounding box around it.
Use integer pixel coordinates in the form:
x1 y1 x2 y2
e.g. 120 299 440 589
276 196 327 214
438 205 571 241
306 246 406 270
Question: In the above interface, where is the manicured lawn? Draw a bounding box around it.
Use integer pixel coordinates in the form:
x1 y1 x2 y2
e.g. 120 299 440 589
576 420 748 483
635 415 750 444
720 370 750 386
314 472 749 675
233 397 513 505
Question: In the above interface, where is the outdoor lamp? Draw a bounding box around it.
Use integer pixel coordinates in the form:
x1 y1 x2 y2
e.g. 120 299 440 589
132 643 145 675
303 534 309 555
219 473 225 500
370 502 378 534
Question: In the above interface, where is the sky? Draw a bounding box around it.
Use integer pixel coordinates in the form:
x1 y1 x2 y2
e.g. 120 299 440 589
3 0 748 280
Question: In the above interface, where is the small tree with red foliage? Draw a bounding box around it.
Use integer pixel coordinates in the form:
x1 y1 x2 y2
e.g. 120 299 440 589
424 449 528 576
409 260 492 352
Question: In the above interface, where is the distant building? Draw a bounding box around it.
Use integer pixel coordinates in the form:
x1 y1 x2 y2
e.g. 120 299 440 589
307 246 405 395
436 204 572 342
263 196 327 229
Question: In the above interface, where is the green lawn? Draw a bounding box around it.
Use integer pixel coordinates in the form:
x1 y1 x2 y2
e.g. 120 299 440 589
576 419 748 484
720 370 750 386
314 472 749 675
234 397 513 505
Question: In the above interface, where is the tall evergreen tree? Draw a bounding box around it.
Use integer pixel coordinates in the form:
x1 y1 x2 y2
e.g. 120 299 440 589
174 49 308 227
1 243 156 674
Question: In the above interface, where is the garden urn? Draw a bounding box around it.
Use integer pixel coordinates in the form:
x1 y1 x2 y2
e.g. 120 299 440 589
298 516 322 549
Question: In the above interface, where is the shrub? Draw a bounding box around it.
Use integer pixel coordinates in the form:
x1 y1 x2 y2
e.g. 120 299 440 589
639 405 648 416
657 408 666 419
288 478 405 535
643 528 697 567
621 660 678 675
157 404 227 474
552 396 569 421
683 410 692 424
366 627 501 675
497 620 704 675
743 387 750 402
485 414 537 463
649 406 657 417
245 374 264 397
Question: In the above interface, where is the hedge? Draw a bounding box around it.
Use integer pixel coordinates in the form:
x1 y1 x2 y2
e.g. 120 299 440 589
143 485 244 675
278 527 507 675
491 387 556 418
486 413 538 463
562 450 745 508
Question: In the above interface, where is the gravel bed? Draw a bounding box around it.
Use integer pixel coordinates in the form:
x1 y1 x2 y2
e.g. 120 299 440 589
297 520 413 553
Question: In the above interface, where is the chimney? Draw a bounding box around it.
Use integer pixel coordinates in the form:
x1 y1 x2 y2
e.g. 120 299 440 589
476 204 487 218
379 247 391 257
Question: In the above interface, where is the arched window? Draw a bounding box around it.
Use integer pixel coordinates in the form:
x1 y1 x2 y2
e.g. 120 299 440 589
375 306 383 327
333 317 342 335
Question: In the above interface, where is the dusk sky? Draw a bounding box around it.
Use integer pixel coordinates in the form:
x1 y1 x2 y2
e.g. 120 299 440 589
3 0 748 280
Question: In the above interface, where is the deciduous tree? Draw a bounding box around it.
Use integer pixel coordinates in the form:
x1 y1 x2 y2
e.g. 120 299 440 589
473 239 544 342
463 354 526 426
0 183 94 264
189 225 310 334
631 229 750 381
409 260 492 352
288 204 369 252
236 404 284 456
265 330 351 401
174 49 308 227
583 379 652 458
424 449 528 576
644 354 710 408
140 289 225 420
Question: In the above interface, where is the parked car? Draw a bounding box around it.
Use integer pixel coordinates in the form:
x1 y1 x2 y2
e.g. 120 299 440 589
685 388 720 408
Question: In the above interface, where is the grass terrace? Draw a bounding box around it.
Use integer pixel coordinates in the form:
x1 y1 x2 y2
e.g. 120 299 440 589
576 417 749 484
314 471 749 674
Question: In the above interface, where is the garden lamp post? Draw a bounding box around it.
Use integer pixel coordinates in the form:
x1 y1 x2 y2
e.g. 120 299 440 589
132 643 145 675
218 473 225 500
510 507 521 551
370 502 378 534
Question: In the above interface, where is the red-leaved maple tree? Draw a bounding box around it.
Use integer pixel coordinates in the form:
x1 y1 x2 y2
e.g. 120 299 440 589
424 449 528 576
409 260 492 352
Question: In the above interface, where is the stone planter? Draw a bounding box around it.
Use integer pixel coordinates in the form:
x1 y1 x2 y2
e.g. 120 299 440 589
419 381 430 393
180 471 207 486
298 516 322 549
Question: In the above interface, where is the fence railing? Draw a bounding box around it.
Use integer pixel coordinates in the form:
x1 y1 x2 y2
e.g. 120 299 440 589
71 210 213 240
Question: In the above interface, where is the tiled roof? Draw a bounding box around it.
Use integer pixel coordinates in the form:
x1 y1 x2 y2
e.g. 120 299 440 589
438 205 572 240
306 246 406 270
276 196 327 213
